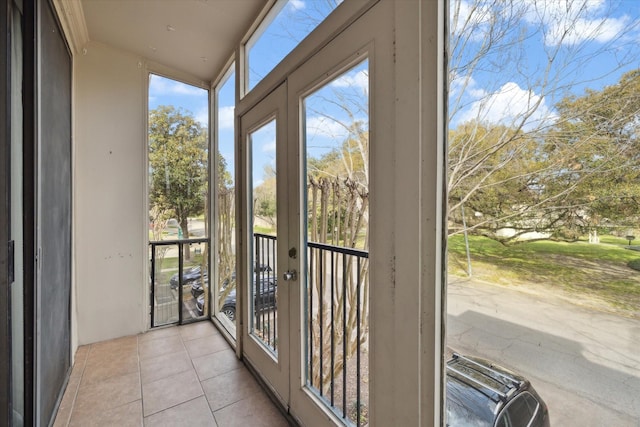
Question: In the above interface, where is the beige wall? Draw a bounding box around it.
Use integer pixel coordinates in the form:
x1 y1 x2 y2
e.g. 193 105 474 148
73 41 147 345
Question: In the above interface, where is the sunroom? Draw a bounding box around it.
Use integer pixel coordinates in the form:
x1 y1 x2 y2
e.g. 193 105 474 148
1 0 444 425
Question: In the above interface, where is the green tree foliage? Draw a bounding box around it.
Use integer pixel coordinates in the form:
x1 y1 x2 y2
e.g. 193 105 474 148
453 69 640 243
149 105 208 239
448 0 640 243
253 164 277 228
547 69 640 231
308 121 369 189
448 122 552 238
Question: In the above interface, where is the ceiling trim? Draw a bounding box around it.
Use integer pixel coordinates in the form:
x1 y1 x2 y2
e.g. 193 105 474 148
53 0 90 55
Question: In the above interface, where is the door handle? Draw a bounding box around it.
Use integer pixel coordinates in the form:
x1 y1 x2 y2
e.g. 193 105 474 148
283 270 297 281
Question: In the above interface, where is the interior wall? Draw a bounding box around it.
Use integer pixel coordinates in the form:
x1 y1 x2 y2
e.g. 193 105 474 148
74 41 146 345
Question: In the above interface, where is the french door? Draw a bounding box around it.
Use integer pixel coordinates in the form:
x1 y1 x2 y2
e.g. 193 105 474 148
239 2 392 425
240 83 291 405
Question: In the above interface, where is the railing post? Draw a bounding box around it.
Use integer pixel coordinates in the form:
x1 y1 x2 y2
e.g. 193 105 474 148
178 241 183 325
255 234 261 330
150 243 155 327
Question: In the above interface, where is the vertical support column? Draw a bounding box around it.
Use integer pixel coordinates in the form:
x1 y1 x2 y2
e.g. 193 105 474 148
0 0 11 423
370 1 445 425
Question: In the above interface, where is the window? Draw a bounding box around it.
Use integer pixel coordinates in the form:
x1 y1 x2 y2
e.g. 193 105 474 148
496 393 540 427
148 74 210 326
245 0 341 91
446 1 640 425
214 64 237 326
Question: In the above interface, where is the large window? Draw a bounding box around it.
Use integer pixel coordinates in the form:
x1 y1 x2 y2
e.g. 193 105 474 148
148 74 210 326
446 1 640 425
245 0 341 91
214 64 237 328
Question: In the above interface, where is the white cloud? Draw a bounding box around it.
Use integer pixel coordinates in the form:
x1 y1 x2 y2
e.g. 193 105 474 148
457 81 557 130
217 106 235 130
453 0 629 47
521 0 632 46
262 140 276 153
523 0 605 25
450 0 496 42
545 15 629 46
330 70 368 92
195 107 209 126
450 72 487 102
288 0 305 11
306 116 350 140
149 75 205 96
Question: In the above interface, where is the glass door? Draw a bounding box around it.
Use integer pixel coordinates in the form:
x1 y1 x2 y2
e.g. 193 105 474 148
286 2 392 426
10 2 25 424
240 83 291 405
238 2 392 424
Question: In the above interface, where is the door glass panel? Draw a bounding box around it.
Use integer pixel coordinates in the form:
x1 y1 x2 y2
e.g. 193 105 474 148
10 4 24 425
249 120 279 354
148 74 210 327
215 65 237 327
246 0 340 91
302 59 370 425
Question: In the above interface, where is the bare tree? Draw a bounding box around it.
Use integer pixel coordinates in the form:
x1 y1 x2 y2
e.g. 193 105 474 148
448 0 640 242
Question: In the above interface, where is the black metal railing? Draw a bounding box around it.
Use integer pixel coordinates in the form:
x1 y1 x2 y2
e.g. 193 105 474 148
149 238 209 328
307 241 369 426
253 233 278 351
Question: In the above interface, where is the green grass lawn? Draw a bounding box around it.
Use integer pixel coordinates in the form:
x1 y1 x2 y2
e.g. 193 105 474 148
155 253 205 271
448 234 640 316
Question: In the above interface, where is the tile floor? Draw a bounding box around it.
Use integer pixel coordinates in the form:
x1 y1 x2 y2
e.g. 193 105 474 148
53 321 292 426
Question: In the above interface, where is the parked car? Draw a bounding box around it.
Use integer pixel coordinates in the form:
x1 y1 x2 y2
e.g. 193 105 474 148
169 265 206 290
190 274 208 298
195 276 277 321
446 353 550 427
196 293 205 315
164 218 182 236
221 263 273 289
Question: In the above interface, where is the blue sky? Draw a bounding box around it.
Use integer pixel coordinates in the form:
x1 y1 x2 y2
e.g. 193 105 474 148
149 0 640 181
149 0 343 186
148 74 209 124
449 0 640 130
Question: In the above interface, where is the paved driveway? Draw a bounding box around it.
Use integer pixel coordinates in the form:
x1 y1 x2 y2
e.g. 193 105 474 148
447 277 640 426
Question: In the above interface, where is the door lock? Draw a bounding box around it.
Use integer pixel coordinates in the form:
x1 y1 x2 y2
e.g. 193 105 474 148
283 270 297 281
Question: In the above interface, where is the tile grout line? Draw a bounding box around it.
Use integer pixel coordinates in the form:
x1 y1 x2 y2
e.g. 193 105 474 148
137 334 146 425
62 344 91 427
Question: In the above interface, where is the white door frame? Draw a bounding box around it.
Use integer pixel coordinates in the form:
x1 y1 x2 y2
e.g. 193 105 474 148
239 1 394 424
286 2 394 425
236 1 445 425
239 83 291 407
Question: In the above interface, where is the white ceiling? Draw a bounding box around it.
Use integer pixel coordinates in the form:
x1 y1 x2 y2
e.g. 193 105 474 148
81 0 267 83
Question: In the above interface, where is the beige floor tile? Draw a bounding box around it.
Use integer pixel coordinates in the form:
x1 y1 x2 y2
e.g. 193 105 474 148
138 326 180 343
184 333 230 359
73 345 90 366
201 368 261 412
179 321 218 341
192 349 242 382
53 371 83 427
57 323 296 427
69 399 143 427
144 396 217 427
139 334 185 361
81 353 139 387
73 372 141 420
142 369 203 417
89 335 138 358
213 392 289 427
140 350 193 385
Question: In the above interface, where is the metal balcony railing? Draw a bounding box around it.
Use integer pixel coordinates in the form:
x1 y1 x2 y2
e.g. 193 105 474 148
150 234 369 425
149 238 210 327
306 241 369 426
252 233 278 351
